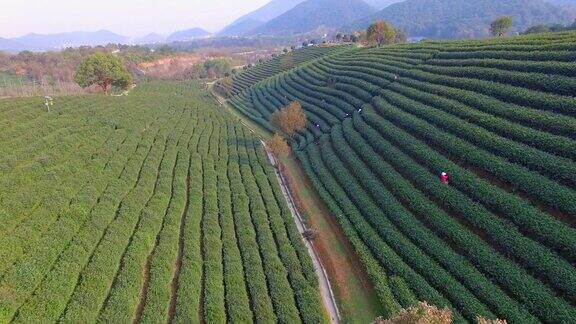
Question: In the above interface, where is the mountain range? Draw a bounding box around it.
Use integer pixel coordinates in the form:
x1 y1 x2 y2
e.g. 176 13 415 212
2 0 575 53
0 27 212 52
346 0 575 38
235 0 305 25
253 0 376 36
219 0 575 38
218 19 267 37
6 30 129 51
218 0 400 37
0 38 27 52
136 33 167 44
166 28 211 42
218 0 304 36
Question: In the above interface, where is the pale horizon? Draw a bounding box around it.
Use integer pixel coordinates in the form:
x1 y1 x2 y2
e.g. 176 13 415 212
0 0 271 38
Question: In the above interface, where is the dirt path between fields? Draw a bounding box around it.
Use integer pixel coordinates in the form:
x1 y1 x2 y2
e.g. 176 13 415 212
261 140 341 324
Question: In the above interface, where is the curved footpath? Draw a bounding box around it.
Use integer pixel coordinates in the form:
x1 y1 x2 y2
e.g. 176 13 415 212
262 141 341 324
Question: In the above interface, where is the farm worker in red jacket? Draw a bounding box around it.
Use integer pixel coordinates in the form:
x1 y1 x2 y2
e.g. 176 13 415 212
440 172 450 184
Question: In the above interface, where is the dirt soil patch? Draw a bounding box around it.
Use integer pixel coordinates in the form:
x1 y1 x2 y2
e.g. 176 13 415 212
280 156 384 323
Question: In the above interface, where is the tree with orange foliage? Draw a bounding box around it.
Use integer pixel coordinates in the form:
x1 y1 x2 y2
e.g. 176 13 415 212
266 133 291 158
367 21 396 47
374 302 452 324
374 302 507 324
270 101 307 137
367 20 406 46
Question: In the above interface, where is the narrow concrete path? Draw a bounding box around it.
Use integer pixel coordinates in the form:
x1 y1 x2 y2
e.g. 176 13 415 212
261 141 341 324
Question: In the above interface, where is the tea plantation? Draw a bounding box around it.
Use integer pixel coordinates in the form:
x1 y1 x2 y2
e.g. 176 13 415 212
0 82 326 323
226 31 576 323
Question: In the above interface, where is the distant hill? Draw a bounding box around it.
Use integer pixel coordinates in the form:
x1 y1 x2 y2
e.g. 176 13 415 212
234 0 306 24
545 0 576 7
0 38 26 53
364 0 404 9
219 0 305 36
11 30 128 50
167 28 211 42
346 0 575 38
136 33 166 44
218 19 267 37
218 0 400 37
253 0 376 36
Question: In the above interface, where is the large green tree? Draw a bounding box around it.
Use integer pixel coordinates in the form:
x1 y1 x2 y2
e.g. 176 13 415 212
490 16 513 37
74 52 132 95
203 58 232 79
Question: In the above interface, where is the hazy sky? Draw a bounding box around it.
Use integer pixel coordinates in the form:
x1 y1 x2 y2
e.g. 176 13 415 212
0 0 270 38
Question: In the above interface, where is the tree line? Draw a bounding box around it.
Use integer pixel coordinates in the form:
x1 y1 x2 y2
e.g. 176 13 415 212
523 19 576 35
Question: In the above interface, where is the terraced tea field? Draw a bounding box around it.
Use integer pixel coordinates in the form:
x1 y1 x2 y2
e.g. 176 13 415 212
0 82 326 323
226 32 576 323
227 46 347 97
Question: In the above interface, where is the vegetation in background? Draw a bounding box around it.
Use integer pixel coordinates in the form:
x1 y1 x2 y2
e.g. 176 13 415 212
490 16 513 37
334 32 361 43
158 57 234 81
198 58 232 79
0 45 178 83
523 24 554 34
523 19 576 34
0 45 187 97
347 0 574 39
74 52 132 94
167 36 294 51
